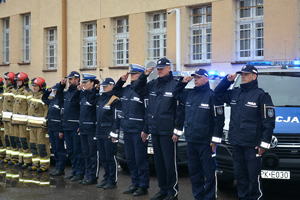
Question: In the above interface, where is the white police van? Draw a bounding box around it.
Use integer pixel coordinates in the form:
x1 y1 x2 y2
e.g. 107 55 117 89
216 67 300 182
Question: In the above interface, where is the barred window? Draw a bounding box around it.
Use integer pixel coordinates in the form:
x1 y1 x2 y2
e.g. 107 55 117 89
82 22 97 68
148 12 167 62
236 0 264 60
113 17 129 66
22 14 31 63
190 5 212 63
45 28 57 69
2 18 9 64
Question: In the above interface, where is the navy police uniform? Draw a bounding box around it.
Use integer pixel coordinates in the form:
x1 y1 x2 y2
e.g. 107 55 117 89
79 73 99 184
114 64 149 195
42 83 66 175
178 69 224 200
137 58 187 200
57 71 84 180
96 78 120 189
214 65 275 200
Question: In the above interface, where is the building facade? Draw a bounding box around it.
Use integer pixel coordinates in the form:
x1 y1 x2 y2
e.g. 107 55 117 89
0 0 299 85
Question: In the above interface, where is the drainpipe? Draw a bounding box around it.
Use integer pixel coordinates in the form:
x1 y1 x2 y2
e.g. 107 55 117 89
168 8 181 72
61 0 67 77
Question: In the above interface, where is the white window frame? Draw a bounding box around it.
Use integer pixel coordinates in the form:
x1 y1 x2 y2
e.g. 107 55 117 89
190 5 212 64
82 22 97 68
2 18 9 64
22 14 31 63
147 12 167 62
113 17 129 66
45 28 57 69
236 0 264 61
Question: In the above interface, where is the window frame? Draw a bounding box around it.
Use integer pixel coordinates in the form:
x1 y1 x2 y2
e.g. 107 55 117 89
113 17 129 66
190 5 212 64
82 22 97 69
45 27 57 70
22 14 31 63
2 18 9 64
236 0 264 61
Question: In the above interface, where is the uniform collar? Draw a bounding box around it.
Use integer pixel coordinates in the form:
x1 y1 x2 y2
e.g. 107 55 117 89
157 72 173 83
69 84 78 91
240 79 258 91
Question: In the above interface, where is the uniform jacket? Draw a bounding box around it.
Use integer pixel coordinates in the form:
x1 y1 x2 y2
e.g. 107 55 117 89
214 77 275 148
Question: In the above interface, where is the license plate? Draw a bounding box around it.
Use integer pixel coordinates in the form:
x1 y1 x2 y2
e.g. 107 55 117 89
261 170 290 180
147 147 154 154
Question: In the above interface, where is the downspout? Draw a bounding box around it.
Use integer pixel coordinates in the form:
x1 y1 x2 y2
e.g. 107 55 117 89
168 8 181 72
61 0 67 77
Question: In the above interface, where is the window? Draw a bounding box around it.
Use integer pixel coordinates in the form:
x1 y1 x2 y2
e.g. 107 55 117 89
45 28 57 69
2 18 9 64
82 22 97 68
148 12 167 61
236 0 264 61
0 0 7 3
113 17 129 66
22 14 31 63
190 5 212 63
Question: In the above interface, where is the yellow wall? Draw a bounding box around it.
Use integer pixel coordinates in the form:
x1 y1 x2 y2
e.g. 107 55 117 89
0 0 299 85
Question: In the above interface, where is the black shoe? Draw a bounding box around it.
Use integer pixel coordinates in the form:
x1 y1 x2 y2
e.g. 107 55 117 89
102 182 117 190
81 179 97 185
123 185 138 194
50 170 65 176
133 187 148 196
29 165 38 171
163 195 178 200
150 191 168 200
70 175 83 182
64 174 74 179
21 163 31 169
96 180 107 188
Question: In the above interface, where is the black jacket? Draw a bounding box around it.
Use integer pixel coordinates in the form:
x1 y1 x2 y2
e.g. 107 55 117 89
137 72 187 136
214 77 275 148
95 91 120 138
42 88 63 132
114 78 146 134
179 82 224 144
79 88 98 135
57 83 80 131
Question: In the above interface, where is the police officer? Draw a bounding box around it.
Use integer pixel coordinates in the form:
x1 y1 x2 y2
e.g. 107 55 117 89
28 77 50 172
2 72 16 164
11 72 32 168
78 73 99 185
137 58 190 200
114 64 149 196
42 83 66 176
57 71 84 181
95 78 120 190
178 69 224 200
214 65 275 200
0 78 5 161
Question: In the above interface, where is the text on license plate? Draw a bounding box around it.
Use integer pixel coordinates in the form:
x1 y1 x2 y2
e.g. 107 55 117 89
261 170 290 180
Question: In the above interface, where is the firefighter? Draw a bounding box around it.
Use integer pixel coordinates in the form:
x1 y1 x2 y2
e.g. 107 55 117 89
27 77 49 172
2 72 16 164
11 72 32 168
0 77 5 161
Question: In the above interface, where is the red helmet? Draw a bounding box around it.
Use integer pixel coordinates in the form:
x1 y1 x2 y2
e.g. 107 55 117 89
4 72 15 83
0 77 4 87
32 77 46 89
16 72 29 83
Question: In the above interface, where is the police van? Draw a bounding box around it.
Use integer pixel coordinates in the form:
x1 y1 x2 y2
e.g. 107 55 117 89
216 67 300 183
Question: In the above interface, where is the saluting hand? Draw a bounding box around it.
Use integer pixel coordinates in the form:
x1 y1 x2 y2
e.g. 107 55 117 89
145 67 155 75
227 74 237 82
182 76 193 83
61 78 67 85
121 73 129 81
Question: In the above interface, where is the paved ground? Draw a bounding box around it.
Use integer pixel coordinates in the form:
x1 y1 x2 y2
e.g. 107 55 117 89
0 164 299 200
